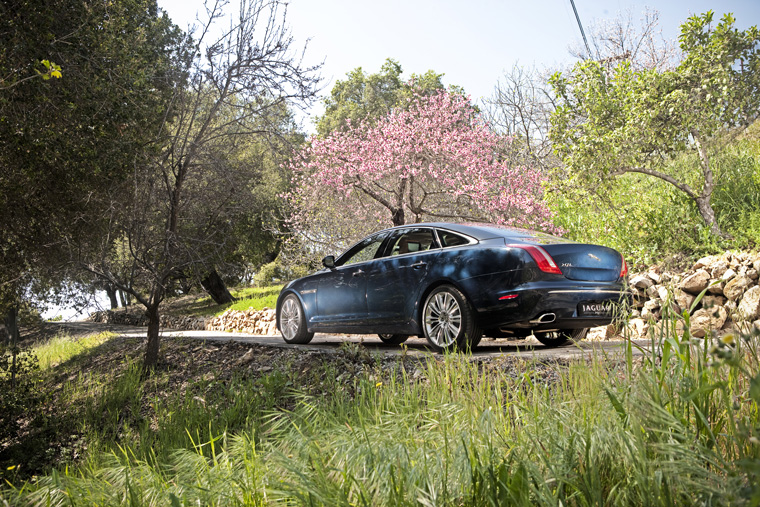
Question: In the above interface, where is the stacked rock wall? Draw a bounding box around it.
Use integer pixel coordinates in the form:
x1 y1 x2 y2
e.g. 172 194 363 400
624 251 760 339
90 310 208 330
205 308 277 336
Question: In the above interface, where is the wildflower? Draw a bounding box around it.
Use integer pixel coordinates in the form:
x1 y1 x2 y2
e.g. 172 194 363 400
720 334 735 346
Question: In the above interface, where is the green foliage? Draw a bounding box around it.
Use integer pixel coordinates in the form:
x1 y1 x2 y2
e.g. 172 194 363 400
224 286 282 314
315 58 455 136
0 347 42 443
550 11 760 239
252 257 309 287
549 124 760 265
0 0 185 310
4 317 760 505
33 332 114 370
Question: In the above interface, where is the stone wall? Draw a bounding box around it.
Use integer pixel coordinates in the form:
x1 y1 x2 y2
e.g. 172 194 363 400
90 310 208 330
90 307 277 335
206 308 277 335
618 251 760 339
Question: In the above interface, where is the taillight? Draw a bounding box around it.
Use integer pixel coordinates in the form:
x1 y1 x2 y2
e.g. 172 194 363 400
508 244 563 275
620 256 628 278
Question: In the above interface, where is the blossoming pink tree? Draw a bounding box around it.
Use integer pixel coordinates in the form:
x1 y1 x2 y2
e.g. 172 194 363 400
286 89 559 256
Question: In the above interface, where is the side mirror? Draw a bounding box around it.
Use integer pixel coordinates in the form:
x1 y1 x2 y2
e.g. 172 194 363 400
322 255 336 269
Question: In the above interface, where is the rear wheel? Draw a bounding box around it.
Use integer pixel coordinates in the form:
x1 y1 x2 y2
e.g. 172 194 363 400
534 328 588 347
422 285 481 352
378 334 409 345
278 294 314 344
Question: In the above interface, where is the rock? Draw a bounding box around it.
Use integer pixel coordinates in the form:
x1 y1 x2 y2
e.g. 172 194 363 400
748 268 759 281
710 260 730 279
707 280 725 295
675 290 695 314
738 286 760 321
720 268 737 282
236 348 256 365
690 306 728 338
694 256 715 270
630 275 654 290
626 318 648 338
648 271 661 283
701 295 726 309
587 325 616 341
680 270 710 294
724 275 752 301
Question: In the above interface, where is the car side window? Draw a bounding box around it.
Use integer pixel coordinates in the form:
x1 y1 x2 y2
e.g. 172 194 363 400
388 228 439 256
438 230 470 247
338 233 388 266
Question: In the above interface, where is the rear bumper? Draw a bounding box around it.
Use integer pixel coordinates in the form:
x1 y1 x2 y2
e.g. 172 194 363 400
475 284 630 331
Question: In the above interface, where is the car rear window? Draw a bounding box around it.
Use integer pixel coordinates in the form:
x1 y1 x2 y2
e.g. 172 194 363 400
438 230 470 247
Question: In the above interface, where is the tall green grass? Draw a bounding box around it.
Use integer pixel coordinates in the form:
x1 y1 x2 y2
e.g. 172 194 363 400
5 316 759 506
32 332 114 370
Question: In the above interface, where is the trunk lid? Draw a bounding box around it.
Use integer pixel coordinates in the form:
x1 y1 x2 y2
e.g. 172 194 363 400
541 243 624 282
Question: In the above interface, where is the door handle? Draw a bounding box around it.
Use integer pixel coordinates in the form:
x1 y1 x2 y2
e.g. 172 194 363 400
352 270 365 277
411 262 426 269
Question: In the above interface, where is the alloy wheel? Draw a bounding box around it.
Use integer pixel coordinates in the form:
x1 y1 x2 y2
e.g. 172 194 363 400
424 291 462 348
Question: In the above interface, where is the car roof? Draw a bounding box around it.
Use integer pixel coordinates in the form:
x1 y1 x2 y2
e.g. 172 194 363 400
380 222 568 243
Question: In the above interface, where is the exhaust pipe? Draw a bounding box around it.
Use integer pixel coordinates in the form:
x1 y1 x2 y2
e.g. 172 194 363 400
530 313 556 324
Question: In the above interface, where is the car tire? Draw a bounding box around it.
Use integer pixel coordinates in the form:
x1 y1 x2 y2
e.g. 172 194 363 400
378 334 409 345
422 285 482 352
534 328 588 347
278 294 314 344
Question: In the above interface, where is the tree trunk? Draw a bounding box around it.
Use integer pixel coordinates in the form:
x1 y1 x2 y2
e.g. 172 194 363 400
695 195 732 239
3 305 20 389
201 269 235 304
105 284 119 309
391 207 405 227
144 303 161 370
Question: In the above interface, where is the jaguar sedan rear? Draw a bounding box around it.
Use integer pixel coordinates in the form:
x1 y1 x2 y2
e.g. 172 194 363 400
277 223 628 352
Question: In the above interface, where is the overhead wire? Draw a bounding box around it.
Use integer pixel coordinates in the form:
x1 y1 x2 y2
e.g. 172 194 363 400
569 0 592 59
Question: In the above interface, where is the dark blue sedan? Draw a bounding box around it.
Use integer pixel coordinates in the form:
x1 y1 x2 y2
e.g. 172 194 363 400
276 223 628 351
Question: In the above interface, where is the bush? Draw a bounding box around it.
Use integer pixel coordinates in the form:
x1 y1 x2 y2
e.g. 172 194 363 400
253 257 309 287
0 347 42 442
549 128 760 266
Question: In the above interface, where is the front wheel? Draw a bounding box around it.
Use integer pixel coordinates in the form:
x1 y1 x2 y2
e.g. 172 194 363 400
534 328 588 347
278 294 314 344
422 285 481 352
378 334 409 345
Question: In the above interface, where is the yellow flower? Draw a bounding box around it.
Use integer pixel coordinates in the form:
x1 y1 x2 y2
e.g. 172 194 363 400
720 334 735 346
375 382 383 388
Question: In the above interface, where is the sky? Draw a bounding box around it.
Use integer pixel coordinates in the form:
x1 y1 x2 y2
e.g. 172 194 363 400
156 0 760 131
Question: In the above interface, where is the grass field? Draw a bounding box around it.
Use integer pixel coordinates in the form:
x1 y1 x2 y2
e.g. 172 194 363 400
2 311 759 505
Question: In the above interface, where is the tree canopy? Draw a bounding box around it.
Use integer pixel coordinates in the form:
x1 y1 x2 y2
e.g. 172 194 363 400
315 58 454 136
78 0 321 368
0 0 184 318
286 88 557 259
550 11 760 239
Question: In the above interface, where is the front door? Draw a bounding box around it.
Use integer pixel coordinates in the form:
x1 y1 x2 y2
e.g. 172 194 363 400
314 232 389 325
